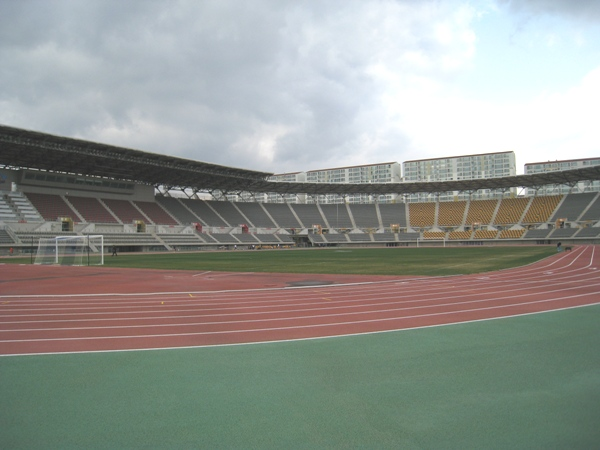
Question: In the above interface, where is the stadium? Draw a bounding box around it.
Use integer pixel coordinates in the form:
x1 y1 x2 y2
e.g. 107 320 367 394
1 124 599 256
1 124 600 448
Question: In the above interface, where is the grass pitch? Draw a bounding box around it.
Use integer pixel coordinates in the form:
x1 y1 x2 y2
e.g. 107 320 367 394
100 246 556 276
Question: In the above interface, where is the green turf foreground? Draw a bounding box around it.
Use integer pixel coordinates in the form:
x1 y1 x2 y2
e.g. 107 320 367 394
2 305 599 449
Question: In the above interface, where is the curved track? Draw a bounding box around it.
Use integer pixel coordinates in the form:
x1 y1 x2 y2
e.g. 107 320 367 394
1 245 598 355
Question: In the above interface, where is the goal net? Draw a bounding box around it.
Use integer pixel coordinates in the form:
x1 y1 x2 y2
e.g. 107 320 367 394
34 235 104 266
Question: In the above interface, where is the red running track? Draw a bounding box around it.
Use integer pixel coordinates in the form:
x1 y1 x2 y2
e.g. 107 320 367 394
1 245 599 355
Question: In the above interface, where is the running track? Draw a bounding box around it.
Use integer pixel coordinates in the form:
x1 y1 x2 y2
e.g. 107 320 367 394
1 245 599 356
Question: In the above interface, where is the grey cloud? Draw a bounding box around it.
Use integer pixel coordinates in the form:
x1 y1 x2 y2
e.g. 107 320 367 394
0 0 474 173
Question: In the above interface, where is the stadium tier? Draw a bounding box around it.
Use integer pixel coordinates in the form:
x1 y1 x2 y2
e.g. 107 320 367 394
66 195 119 224
551 192 597 223
289 204 325 229
102 199 148 224
1 187 599 255
494 197 530 225
180 199 228 227
408 202 436 228
234 202 277 228
134 201 179 225
438 201 467 227
261 203 303 229
351 204 380 229
25 192 79 222
378 203 408 229
319 204 354 229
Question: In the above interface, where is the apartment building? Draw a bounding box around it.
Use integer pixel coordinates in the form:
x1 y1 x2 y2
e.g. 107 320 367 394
304 162 402 204
403 151 517 202
525 157 600 195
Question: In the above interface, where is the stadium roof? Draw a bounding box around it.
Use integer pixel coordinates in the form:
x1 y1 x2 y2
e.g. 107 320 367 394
0 124 271 192
1 124 599 197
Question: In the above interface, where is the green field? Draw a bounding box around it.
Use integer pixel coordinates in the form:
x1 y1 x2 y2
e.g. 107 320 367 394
3 246 556 275
100 246 556 276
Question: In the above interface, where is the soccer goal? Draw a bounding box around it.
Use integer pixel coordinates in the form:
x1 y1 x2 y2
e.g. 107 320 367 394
34 235 104 266
416 237 446 248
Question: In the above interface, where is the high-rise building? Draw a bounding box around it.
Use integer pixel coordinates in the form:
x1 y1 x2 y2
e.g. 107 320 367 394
524 158 600 195
403 151 517 201
304 162 402 204
219 152 596 205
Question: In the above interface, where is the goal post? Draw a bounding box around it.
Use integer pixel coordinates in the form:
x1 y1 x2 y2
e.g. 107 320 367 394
416 237 446 248
34 235 104 266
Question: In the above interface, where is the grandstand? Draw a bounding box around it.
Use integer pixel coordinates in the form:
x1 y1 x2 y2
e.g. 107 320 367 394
1 124 599 255
5 188 597 253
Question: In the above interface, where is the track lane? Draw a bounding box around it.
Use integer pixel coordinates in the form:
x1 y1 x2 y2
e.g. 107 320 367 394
1 245 598 355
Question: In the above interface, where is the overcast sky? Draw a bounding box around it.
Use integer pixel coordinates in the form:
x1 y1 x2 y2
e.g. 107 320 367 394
1 0 599 174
